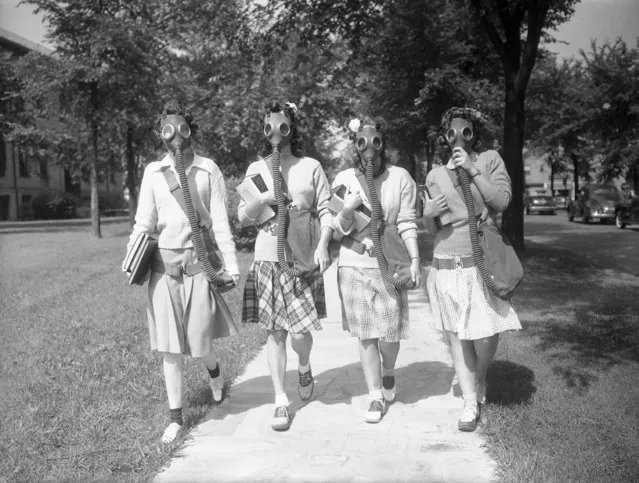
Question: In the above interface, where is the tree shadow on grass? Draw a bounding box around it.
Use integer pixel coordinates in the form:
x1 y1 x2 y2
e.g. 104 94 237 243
486 360 537 405
518 241 639 390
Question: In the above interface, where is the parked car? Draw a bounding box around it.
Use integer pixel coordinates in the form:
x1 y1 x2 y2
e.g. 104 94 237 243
567 184 621 224
615 196 639 229
525 194 556 215
552 189 571 209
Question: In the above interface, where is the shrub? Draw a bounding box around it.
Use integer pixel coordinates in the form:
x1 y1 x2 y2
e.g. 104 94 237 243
225 175 257 251
32 191 76 220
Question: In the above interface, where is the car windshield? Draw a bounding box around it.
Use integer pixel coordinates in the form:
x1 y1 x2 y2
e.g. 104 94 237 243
592 186 620 200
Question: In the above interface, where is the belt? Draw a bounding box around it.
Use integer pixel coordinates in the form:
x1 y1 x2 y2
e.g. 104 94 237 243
432 256 474 270
342 236 375 257
151 260 203 277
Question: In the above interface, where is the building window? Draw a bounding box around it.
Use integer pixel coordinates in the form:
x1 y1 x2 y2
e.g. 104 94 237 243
0 136 6 178
0 195 9 220
39 158 49 179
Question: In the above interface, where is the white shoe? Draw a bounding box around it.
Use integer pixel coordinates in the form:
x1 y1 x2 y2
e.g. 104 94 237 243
458 401 480 432
382 376 396 403
161 422 182 443
210 366 224 403
364 399 386 424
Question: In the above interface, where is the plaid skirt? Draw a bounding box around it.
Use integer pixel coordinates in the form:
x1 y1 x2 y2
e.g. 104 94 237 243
337 266 409 342
426 253 522 340
242 261 325 333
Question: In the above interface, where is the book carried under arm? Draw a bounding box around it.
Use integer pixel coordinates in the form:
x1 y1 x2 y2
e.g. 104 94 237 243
236 170 292 226
123 232 158 285
327 184 372 233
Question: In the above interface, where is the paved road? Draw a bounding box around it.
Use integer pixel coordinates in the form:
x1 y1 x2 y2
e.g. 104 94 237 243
524 210 639 275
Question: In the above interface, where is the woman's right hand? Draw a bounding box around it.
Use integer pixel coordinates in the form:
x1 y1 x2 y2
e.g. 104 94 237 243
422 193 448 218
342 190 363 217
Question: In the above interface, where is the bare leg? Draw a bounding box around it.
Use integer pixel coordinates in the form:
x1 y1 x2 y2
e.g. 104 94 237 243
379 340 400 372
290 332 313 367
473 334 499 384
359 338 382 392
163 352 184 409
448 332 477 398
267 329 288 395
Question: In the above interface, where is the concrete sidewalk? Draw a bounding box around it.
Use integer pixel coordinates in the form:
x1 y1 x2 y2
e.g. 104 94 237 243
155 265 496 482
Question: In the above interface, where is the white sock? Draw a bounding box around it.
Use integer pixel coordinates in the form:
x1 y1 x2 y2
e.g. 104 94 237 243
463 393 478 404
298 362 310 373
369 389 383 402
275 393 289 407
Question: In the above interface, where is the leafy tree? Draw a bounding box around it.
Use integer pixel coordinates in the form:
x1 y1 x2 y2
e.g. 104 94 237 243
469 0 579 251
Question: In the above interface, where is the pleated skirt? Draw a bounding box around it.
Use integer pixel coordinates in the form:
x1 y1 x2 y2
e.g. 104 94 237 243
146 248 239 357
426 254 522 340
338 266 409 342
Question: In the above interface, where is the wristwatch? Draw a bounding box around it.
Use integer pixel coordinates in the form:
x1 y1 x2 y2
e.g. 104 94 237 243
470 167 481 178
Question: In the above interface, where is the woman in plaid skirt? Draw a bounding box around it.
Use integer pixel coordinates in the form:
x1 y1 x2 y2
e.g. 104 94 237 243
330 117 421 423
238 101 334 431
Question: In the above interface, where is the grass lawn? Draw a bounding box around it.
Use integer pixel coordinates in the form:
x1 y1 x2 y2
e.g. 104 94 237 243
478 242 639 483
0 223 265 481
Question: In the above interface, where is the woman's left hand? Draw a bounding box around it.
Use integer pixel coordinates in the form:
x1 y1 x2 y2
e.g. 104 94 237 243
314 245 332 274
452 147 474 172
410 258 422 288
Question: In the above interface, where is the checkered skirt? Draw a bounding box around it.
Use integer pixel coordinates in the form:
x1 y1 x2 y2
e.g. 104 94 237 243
337 267 409 342
426 253 522 340
242 261 325 333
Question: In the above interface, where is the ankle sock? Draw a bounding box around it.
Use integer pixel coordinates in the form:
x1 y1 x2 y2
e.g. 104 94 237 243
207 363 220 379
382 375 395 389
275 393 289 407
298 362 310 374
369 389 383 402
463 393 478 404
169 407 183 426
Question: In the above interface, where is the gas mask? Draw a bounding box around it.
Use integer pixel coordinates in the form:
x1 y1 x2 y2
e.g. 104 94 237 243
445 117 474 152
355 125 384 176
263 112 292 149
160 115 192 153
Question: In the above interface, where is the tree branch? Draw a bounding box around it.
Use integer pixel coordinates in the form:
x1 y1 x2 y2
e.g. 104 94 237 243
470 0 507 65
517 1 550 93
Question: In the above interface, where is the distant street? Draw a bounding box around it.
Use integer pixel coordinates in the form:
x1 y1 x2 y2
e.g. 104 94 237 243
524 210 639 275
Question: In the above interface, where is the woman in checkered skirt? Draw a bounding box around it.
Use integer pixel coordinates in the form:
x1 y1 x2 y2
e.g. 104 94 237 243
423 107 521 432
238 101 334 431
330 117 421 423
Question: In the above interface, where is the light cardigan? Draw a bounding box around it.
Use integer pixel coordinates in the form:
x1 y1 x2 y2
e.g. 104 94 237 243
127 152 239 276
237 156 333 262
424 150 511 256
331 166 418 268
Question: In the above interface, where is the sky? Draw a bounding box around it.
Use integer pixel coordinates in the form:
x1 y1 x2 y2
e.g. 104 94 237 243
0 0 638 58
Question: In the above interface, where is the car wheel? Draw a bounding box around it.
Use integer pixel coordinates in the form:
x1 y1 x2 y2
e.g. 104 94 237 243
616 212 626 229
583 215 590 224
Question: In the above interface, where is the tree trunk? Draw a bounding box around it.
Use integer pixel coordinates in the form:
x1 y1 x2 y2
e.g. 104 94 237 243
571 152 580 197
90 119 101 238
125 125 138 228
500 82 525 253
550 158 555 193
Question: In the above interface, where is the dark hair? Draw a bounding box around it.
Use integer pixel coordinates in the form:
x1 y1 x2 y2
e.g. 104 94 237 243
348 116 388 175
259 101 304 158
438 106 488 152
155 100 199 140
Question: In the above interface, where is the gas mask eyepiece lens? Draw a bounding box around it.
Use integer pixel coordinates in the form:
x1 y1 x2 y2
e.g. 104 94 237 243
356 137 367 151
372 136 383 150
446 128 457 144
161 124 176 141
264 123 273 137
178 123 191 139
279 122 290 137
462 126 473 141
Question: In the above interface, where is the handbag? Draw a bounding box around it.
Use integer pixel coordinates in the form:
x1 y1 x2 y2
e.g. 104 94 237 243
355 170 415 290
123 232 157 285
162 165 236 293
447 168 523 299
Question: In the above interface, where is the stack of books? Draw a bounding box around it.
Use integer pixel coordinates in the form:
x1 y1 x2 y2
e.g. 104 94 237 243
123 232 158 285
327 184 372 232
237 171 292 225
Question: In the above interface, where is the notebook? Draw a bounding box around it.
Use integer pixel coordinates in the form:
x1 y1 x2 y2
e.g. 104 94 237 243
327 184 372 233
